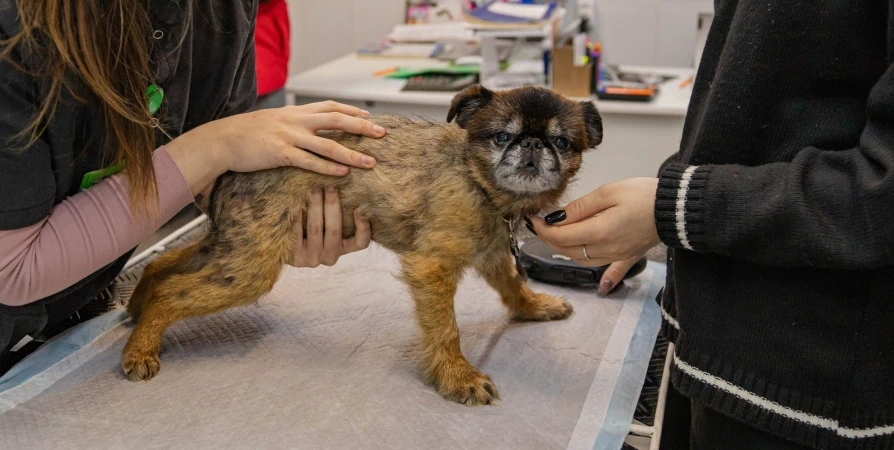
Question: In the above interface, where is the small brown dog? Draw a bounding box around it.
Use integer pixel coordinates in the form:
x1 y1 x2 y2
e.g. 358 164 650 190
122 85 602 406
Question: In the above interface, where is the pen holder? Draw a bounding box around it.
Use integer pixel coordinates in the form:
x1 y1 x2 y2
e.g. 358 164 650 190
551 44 592 98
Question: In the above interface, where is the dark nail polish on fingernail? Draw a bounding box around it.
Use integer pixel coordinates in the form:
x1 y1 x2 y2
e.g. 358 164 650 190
598 279 614 296
523 217 536 234
525 222 537 236
545 210 567 225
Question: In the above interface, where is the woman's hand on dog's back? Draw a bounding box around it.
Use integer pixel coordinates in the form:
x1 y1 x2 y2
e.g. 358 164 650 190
169 100 380 267
166 100 387 197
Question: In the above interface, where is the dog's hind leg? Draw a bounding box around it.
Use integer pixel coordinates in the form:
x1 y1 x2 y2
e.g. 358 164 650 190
121 246 288 381
126 239 211 321
121 206 297 381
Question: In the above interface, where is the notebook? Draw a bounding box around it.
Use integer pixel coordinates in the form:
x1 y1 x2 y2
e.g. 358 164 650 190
466 1 558 24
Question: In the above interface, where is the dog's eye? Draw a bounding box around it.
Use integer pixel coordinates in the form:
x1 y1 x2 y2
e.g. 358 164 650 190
553 137 569 150
494 133 512 144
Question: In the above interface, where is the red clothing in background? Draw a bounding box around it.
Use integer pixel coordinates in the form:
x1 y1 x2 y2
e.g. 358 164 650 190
255 0 290 96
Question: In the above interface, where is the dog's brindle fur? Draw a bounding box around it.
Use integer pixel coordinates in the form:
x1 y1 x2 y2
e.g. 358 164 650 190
122 86 602 406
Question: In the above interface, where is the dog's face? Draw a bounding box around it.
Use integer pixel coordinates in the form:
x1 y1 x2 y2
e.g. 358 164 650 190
447 85 602 197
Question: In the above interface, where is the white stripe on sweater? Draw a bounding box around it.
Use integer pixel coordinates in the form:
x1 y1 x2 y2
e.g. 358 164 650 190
675 166 699 250
660 303 680 330
673 352 894 439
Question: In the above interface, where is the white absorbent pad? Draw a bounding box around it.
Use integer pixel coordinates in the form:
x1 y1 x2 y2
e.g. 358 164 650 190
0 244 664 450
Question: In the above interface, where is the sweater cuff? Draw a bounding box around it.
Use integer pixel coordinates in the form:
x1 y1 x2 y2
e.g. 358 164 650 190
655 163 712 251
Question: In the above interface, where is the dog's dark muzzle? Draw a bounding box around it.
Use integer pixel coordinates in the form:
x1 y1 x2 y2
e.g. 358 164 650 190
518 138 545 172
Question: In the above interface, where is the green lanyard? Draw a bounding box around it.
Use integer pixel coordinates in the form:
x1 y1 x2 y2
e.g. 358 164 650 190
79 84 163 190
146 84 164 116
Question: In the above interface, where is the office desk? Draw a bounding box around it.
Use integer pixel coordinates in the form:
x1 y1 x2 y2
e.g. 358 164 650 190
286 54 694 201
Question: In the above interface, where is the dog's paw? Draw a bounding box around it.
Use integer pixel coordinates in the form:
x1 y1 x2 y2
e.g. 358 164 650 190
121 350 160 381
513 293 573 321
434 365 500 406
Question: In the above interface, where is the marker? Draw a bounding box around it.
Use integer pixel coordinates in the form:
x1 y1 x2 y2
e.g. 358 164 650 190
374 66 398 77
604 87 654 96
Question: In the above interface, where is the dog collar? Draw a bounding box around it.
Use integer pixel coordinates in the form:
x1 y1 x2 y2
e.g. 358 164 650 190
504 217 528 281
475 184 528 280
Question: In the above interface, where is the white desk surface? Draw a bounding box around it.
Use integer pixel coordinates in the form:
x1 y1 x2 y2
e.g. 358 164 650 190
286 54 694 117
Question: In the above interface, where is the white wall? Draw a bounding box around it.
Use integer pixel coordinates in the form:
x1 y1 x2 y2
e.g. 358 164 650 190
286 0 714 75
592 0 713 67
286 0 405 75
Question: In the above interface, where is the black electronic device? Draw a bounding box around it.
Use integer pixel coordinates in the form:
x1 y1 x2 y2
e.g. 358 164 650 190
518 236 647 288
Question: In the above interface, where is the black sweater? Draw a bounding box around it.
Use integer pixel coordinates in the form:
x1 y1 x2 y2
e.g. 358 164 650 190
654 1 894 448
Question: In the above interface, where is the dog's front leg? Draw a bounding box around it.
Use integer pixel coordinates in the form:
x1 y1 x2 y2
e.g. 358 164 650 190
476 251 573 321
401 252 500 406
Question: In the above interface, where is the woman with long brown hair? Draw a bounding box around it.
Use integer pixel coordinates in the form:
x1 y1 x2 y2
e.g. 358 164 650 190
0 0 380 373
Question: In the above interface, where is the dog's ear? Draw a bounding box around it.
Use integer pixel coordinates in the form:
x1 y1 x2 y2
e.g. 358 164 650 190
579 101 603 148
447 85 494 129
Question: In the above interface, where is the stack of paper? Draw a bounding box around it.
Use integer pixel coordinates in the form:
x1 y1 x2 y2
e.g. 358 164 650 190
357 42 445 58
386 22 477 43
465 1 558 27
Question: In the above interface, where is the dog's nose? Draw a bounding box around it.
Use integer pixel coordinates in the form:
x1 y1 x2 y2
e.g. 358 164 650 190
519 138 544 150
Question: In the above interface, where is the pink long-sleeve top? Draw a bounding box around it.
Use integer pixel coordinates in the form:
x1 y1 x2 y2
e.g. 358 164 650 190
0 146 194 306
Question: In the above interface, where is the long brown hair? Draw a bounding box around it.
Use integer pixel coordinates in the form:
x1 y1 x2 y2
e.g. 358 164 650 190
1 0 159 213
